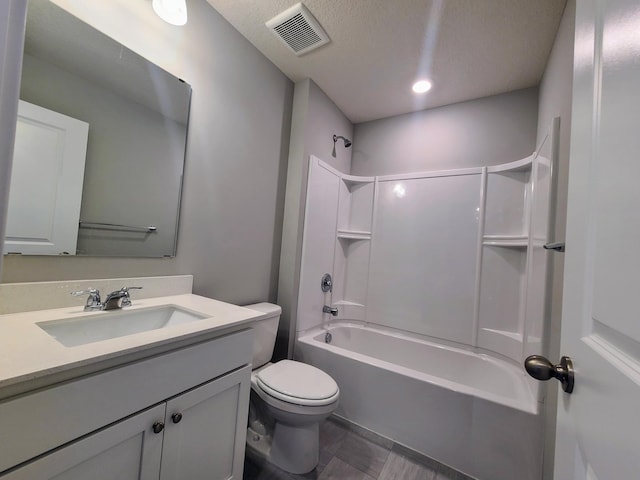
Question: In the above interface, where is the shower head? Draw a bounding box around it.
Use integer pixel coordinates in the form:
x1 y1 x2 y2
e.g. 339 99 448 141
332 134 352 157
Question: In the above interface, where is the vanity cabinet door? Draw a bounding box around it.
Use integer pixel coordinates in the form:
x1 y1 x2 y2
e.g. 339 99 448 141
1 404 165 480
160 365 251 480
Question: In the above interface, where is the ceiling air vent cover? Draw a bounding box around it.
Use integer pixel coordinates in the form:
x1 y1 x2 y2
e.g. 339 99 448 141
266 3 330 56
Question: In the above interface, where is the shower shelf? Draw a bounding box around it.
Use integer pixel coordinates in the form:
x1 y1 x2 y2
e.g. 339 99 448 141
486 155 533 173
482 235 528 247
478 328 524 361
481 328 523 342
341 174 375 187
337 229 372 240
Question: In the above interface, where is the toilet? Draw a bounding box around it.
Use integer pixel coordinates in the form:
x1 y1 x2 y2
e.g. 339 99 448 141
244 303 339 474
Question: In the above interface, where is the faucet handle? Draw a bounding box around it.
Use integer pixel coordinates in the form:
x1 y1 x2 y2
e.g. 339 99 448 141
121 286 143 291
71 288 102 311
120 286 142 307
71 288 99 296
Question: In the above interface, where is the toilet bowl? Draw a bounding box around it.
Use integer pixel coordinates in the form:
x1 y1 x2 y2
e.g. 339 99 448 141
244 303 339 474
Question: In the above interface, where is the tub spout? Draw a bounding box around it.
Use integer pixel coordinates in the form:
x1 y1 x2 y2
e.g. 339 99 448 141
323 305 338 316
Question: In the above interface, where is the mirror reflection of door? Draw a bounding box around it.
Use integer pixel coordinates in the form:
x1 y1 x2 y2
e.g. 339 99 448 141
4 100 88 256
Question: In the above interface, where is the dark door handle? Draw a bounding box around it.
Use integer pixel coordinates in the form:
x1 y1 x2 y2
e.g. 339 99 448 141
524 355 574 393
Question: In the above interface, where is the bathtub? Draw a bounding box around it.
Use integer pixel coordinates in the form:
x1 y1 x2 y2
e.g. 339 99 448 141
296 322 543 480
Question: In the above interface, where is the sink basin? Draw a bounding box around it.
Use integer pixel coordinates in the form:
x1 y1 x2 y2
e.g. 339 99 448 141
37 306 208 347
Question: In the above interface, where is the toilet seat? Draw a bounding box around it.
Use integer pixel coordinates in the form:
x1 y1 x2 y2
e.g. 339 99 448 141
255 360 339 407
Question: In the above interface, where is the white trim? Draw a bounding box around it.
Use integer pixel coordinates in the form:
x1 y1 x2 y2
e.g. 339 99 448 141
0 0 28 276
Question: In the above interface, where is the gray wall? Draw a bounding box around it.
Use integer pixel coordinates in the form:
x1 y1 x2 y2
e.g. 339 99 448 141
535 1 575 478
2 0 293 306
352 88 539 176
0 0 27 279
277 79 353 358
305 81 353 174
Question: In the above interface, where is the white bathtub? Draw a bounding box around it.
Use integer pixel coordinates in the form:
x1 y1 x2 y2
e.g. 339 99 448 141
296 322 543 480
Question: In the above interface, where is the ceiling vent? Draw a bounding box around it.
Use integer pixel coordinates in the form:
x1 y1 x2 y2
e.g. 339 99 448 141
266 3 330 56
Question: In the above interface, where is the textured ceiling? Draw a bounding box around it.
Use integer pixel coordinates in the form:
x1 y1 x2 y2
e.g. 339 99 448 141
206 0 567 123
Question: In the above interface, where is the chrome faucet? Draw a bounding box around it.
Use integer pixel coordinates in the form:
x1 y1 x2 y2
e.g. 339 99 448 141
71 288 103 311
71 286 142 311
103 286 143 310
322 305 338 316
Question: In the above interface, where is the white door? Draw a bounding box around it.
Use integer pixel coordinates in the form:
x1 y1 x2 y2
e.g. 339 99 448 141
4 100 88 255
553 0 640 477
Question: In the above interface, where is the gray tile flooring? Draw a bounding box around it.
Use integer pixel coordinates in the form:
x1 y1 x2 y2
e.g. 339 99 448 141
243 417 473 480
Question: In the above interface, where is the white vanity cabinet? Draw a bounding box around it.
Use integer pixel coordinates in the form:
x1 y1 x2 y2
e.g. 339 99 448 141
0 329 253 480
2 403 165 480
160 366 250 480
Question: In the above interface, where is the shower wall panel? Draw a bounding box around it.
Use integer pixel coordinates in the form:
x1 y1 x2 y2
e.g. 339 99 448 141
367 174 482 345
524 124 554 360
297 161 341 332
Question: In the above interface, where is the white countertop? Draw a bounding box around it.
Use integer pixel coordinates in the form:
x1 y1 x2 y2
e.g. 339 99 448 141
0 294 265 395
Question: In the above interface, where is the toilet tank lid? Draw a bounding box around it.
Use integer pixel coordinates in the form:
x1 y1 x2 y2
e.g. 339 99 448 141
244 302 282 316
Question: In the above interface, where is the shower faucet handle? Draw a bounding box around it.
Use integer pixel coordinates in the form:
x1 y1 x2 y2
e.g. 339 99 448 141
321 273 333 293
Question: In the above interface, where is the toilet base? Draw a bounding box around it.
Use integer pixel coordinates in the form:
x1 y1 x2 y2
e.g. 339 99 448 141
246 422 320 474
246 426 271 461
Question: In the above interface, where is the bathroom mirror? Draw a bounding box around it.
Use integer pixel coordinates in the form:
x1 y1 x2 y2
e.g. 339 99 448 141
4 0 191 258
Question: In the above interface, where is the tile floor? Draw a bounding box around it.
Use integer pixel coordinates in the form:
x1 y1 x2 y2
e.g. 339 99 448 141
243 417 473 480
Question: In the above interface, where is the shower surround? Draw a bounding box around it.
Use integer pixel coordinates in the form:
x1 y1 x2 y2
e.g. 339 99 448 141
294 120 558 480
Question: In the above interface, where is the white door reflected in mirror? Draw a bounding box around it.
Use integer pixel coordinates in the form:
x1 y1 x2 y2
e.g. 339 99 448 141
4 100 88 256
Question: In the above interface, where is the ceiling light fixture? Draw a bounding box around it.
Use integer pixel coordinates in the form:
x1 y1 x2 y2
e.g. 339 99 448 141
152 0 188 26
412 80 432 94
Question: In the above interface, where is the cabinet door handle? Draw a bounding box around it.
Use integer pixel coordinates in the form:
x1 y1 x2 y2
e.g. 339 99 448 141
152 421 165 434
171 412 183 424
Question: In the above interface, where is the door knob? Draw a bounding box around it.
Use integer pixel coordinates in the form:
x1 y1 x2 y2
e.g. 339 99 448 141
524 355 574 393
172 412 183 424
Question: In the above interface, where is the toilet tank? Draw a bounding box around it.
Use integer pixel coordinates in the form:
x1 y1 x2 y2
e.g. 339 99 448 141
244 302 281 368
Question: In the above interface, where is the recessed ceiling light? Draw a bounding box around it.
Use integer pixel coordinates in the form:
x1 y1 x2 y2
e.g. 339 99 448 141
153 0 188 26
412 80 432 94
